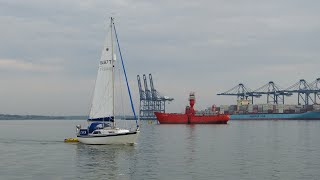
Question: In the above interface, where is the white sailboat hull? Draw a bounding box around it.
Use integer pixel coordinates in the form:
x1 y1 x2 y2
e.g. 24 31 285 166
77 131 139 145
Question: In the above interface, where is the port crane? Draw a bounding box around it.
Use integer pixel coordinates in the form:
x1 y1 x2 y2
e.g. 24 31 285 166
309 78 320 104
137 74 174 119
284 79 315 105
218 78 320 105
217 83 261 104
254 81 292 104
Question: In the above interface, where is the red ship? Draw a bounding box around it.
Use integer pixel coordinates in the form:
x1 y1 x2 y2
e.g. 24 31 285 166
155 92 229 124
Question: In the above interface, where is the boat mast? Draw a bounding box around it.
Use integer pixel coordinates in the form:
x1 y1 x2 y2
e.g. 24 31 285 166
111 17 115 128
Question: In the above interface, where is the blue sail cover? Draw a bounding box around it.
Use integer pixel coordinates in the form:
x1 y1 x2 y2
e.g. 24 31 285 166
87 116 114 122
88 122 112 133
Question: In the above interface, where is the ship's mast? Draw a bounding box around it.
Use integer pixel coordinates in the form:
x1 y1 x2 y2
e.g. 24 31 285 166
111 17 115 128
189 92 195 115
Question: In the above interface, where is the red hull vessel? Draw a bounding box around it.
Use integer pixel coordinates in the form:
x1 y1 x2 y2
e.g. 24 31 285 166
155 112 229 124
155 92 229 124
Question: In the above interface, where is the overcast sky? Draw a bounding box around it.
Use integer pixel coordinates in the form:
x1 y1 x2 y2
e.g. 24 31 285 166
0 0 319 115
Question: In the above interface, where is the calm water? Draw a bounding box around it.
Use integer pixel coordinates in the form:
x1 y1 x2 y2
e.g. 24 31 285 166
0 120 320 180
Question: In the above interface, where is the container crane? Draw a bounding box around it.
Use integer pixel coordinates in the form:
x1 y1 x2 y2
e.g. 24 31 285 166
217 83 261 104
254 81 292 104
284 79 315 105
137 74 174 119
308 78 320 104
137 75 146 117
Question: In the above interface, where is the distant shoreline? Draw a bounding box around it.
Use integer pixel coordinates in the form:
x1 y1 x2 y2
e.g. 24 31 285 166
0 114 136 120
0 114 88 120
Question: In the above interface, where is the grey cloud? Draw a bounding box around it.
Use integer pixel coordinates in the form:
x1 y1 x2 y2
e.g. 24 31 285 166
0 0 319 114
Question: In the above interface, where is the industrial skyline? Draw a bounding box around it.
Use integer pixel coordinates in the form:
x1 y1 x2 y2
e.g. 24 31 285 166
218 78 320 105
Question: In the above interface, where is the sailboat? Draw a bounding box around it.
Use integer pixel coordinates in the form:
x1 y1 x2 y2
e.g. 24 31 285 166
76 17 139 145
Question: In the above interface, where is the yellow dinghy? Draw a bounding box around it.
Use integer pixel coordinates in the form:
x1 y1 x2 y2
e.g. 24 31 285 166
64 138 79 143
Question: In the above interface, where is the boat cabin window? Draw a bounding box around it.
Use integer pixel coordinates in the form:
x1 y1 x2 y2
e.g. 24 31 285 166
95 123 110 130
93 131 101 134
104 123 111 127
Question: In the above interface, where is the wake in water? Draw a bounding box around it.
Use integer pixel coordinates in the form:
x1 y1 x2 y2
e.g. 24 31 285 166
0 138 63 145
